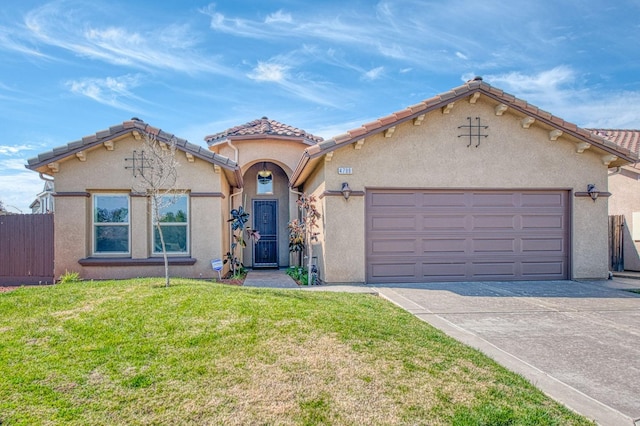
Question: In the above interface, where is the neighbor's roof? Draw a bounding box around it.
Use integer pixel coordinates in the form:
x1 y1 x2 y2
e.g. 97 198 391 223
588 129 640 156
291 78 639 187
26 118 242 184
205 116 323 146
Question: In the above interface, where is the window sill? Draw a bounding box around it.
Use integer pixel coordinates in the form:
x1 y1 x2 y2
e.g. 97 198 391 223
79 257 197 266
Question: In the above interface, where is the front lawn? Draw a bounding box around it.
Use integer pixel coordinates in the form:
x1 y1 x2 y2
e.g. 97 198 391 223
0 279 592 425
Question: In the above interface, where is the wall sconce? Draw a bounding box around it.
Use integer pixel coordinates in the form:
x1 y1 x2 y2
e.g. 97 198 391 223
587 184 599 202
341 182 352 200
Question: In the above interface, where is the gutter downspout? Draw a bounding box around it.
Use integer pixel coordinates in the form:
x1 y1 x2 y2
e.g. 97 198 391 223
39 172 54 182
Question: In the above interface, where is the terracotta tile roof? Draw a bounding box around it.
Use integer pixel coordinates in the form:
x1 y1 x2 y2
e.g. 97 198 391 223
204 116 323 146
301 79 637 160
588 129 640 156
26 118 239 171
292 78 639 186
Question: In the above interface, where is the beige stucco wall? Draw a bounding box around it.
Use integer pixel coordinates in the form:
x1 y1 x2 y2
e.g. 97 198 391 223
51 134 228 280
213 138 308 177
311 97 611 283
608 167 640 270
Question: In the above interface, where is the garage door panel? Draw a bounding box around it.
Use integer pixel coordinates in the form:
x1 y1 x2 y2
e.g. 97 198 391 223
422 215 467 230
472 215 516 230
471 192 516 207
472 238 516 253
521 193 565 207
421 262 467 279
370 192 416 207
522 261 566 277
470 261 518 278
370 262 416 279
521 237 565 253
522 214 564 229
371 239 417 255
371 215 416 231
366 189 569 283
422 192 466 207
423 238 466 253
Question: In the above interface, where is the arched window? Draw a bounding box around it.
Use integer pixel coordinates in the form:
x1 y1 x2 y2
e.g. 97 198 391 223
257 164 273 194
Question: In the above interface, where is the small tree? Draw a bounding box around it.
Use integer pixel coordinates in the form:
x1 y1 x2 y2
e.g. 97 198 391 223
131 132 182 287
225 206 260 278
288 193 320 285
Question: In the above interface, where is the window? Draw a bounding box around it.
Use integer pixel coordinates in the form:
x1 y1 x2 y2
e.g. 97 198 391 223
257 170 273 194
153 195 189 254
93 194 130 254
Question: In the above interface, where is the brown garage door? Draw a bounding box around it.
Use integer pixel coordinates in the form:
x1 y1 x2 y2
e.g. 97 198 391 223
366 189 570 283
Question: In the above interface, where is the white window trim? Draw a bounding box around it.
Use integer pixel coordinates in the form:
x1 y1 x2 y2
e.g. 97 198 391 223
92 193 131 256
151 194 190 256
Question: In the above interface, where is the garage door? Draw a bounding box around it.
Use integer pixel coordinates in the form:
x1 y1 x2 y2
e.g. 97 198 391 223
366 190 569 283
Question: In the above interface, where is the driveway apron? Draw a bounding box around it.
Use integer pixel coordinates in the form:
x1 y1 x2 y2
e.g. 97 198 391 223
374 279 640 426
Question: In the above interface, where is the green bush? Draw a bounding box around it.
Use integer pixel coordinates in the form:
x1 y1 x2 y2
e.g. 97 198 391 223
58 270 81 284
286 266 309 285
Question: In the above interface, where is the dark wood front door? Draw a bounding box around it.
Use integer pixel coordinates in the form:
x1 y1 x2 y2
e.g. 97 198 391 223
253 200 278 267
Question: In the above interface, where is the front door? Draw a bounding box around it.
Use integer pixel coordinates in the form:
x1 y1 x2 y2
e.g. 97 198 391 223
253 200 278 267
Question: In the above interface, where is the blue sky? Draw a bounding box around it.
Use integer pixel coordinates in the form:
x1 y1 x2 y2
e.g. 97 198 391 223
1 0 639 212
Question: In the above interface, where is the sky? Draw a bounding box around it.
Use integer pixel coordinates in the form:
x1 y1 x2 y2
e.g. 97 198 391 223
1 0 639 213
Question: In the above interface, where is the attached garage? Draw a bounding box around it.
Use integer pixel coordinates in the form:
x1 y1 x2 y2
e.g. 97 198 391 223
366 189 570 283
292 79 637 284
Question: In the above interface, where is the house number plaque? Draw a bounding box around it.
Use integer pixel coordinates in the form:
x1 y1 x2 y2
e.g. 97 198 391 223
338 167 352 175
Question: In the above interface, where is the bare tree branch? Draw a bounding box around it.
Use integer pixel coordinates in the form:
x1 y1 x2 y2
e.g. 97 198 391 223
132 132 184 287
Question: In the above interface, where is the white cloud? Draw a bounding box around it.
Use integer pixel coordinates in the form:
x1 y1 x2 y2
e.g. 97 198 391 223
0 144 34 155
455 51 468 60
265 10 292 24
22 1 233 76
480 67 640 129
363 66 384 81
0 25 51 59
0 171 44 213
0 159 29 171
485 66 577 97
247 62 289 82
66 74 145 112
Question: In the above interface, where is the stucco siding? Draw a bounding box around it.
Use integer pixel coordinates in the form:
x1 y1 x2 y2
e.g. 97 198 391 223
608 168 640 271
51 134 227 280
316 98 610 282
214 138 307 177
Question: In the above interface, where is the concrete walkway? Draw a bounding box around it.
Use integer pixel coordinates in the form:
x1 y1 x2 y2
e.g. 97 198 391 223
243 269 299 288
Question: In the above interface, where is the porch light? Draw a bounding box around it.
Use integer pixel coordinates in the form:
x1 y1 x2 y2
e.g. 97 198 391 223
258 162 270 178
587 184 599 202
341 182 352 200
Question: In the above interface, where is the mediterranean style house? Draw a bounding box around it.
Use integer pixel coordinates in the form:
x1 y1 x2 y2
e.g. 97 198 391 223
26 79 638 283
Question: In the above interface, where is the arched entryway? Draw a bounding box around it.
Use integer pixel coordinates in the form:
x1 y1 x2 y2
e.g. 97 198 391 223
241 161 292 269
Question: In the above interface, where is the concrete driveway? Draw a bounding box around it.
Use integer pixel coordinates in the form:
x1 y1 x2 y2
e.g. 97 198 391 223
373 279 640 426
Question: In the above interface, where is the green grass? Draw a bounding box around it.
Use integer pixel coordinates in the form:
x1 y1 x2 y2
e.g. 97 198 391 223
0 279 593 425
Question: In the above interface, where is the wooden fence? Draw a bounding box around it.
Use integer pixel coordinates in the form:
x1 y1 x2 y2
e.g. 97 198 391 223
0 214 54 285
609 214 624 272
